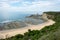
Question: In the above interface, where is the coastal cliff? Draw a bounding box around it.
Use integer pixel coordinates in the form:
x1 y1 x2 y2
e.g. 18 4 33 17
41 13 48 20
41 12 55 21
0 12 55 39
1 12 60 40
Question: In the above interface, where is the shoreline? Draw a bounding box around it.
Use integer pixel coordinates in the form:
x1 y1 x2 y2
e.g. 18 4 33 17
0 19 55 39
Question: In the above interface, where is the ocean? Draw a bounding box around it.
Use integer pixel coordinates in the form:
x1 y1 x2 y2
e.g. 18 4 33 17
0 12 43 23
0 12 45 30
0 12 45 23
0 12 31 23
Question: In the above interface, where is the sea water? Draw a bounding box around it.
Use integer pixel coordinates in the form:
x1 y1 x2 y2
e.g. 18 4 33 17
0 12 44 23
0 12 31 23
0 12 45 30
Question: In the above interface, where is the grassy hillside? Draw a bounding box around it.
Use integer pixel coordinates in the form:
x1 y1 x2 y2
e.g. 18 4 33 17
38 12 60 40
1 12 60 40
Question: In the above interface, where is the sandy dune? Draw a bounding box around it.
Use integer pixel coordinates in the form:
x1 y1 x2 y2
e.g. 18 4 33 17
0 20 55 39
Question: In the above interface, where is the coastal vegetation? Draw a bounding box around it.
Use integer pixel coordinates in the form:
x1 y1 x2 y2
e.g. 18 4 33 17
0 12 60 40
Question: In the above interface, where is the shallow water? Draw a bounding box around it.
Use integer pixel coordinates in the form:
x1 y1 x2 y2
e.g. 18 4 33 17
0 12 45 30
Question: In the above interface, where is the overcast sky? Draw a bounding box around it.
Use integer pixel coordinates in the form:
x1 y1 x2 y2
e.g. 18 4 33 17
0 0 60 13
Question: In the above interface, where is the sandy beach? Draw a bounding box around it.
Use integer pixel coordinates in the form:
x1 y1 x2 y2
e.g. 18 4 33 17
0 19 55 39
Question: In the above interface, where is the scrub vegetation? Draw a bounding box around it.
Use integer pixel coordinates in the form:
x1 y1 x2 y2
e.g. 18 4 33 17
1 12 60 40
